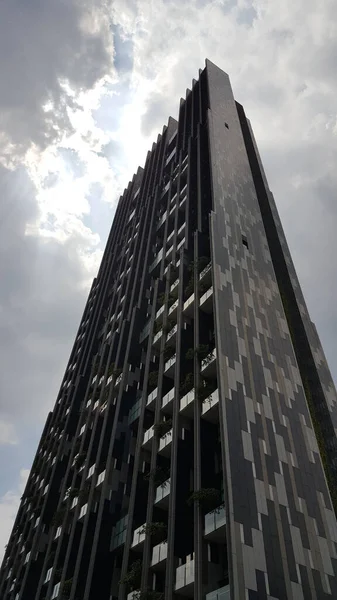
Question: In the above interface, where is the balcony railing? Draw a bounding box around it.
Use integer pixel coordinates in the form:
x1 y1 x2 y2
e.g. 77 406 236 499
151 540 168 568
200 286 213 314
199 261 211 281
154 479 171 507
175 555 194 596
162 388 174 412
147 388 158 410
158 429 173 456
155 305 165 321
201 348 217 378
180 388 195 417
166 324 177 344
201 388 219 422
183 293 195 317
164 355 176 378
142 426 155 449
206 585 230 600
149 248 163 272
131 523 146 549
168 299 179 319
204 504 226 540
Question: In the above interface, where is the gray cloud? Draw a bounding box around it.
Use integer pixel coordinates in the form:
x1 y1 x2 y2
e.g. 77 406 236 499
0 166 91 427
0 0 114 161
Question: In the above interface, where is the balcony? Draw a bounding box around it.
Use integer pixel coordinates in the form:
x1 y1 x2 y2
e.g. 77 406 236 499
177 237 185 252
158 429 173 456
166 324 177 346
142 426 155 450
200 286 213 314
151 540 168 569
175 555 194 596
170 279 179 293
179 389 195 418
201 389 219 423
164 354 176 378
161 388 174 413
149 248 164 274
157 212 167 230
204 504 226 542
179 195 186 211
177 223 185 239
155 304 165 322
199 261 212 284
180 183 187 198
166 244 174 260
201 348 217 379
167 229 174 245
183 293 195 317
147 388 158 411
168 299 179 320
153 328 163 348
114 373 123 388
154 479 171 508
206 585 230 600
131 523 146 550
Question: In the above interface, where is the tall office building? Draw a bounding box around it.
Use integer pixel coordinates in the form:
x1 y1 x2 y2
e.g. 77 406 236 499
2 60 337 600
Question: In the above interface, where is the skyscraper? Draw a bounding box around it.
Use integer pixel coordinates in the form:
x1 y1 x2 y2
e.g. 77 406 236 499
1 59 337 600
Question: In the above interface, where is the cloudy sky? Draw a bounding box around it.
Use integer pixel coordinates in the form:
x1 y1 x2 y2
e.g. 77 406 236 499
1 0 337 560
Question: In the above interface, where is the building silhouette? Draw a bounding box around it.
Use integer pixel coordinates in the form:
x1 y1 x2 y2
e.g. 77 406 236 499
1 59 337 600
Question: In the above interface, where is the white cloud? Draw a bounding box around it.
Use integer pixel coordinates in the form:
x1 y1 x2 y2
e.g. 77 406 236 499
0 469 30 563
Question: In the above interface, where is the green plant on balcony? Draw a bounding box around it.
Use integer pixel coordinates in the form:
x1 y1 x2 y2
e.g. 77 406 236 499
74 452 86 469
184 277 194 298
198 280 209 295
119 559 142 590
62 578 73 598
148 371 159 389
157 292 166 306
78 482 91 503
51 507 67 526
168 287 179 305
108 363 122 378
179 372 194 395
139 522 167 537
143 466 170 486
153 419 172 438
162 319 175 335
188 256 209 273
65 488 79 501
187 488 220 511
201 348 215 366
162 346 175 361
135 591 164 600
186 344 210 361
197 379 215 402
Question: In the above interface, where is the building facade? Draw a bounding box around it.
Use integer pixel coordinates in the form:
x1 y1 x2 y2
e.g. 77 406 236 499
1 59 337 600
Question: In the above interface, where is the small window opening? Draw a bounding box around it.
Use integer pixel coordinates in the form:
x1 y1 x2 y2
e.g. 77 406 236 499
242 235 249 250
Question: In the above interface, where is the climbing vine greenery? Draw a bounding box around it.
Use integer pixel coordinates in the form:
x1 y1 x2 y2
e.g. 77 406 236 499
187 488 220 511
139 522 167 537
119 559 142 590
153 420 172 438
